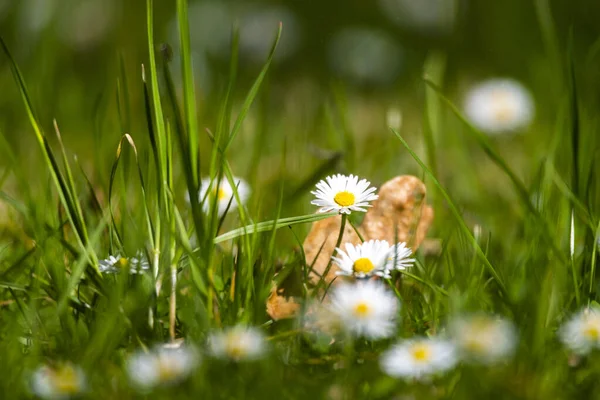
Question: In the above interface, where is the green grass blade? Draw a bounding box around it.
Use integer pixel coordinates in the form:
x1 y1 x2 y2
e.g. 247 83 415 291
176 0 200 185
214 212 337 244
391 128 508 296
223 23 282 152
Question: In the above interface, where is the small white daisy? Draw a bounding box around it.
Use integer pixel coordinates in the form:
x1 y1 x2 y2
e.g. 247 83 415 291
448 314 517 364
333 240 393 278
559 307 600 355
384 242 415 272
199 176 251 216
311 174 378 215
31 362 86 399
207 326 267 362
380 337 457 380
463 78 534 134
329 280 399 340
98 251 149 274
127 345 199 390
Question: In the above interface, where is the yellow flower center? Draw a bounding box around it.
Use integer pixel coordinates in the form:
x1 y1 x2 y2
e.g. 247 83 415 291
491 90 515 122
353 302 370 317
117 257 129 268
52 365 80 394
333 191 355 207
213 188 228 200
411 344 431 362
157 358 179 382
584 325 599 340
353 258 375 274
464 337 486 353
225 335 246 359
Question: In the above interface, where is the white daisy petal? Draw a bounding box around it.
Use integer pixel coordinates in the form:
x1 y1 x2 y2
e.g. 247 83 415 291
464 78 534 134
448 313 517 364
380 337 457 380
311 174 378 215
127 345 199 390
559 307 600 355
329 280 399 340
98 251 150 275
208 326 267 362
31 363 87 400
384 242 415 272
197 176 251 216
332 240 392 278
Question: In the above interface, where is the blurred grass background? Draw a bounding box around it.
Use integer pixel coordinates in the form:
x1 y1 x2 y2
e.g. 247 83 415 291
1 0 600 398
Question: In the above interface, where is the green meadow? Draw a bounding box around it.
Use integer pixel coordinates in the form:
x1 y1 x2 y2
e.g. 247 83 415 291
0 0 599 398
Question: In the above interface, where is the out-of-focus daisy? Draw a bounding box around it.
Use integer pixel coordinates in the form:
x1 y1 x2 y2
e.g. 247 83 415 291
198 176 251 216
127 345 199 390
463 79 535 134
239 6 300 63
328 28 403 85
380 337 457 380
329 280 399 340
448 314 517 364
559 307 600 355
378 0 457 34
98 251 149 274
384 242 415 272
333 240 393 278
208 326 267 362
311 174 378 215
31 362 86 399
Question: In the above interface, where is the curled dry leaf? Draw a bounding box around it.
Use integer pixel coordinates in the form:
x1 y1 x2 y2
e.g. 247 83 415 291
361 175 433 251
266 286 301 321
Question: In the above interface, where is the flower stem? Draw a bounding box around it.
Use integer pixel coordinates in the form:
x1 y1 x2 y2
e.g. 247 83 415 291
317 214 347 294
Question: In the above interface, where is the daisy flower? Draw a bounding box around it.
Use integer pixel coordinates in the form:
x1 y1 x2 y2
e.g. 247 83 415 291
208 326 267 362
329 280 399 340
463 78 534 134
380 337 457 380
31 362 86 399
127 344 199 390
311 174 378 215
98 251 149 274
198 176 251 216
384 242 415 272
448 313 517 364
333 240 393 278
559 307 600 355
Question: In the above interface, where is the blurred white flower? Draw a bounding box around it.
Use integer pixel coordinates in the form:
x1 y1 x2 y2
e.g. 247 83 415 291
463 79 535 134
559 307 600 355
311 174 378 215
333 240 393 279
379 0 457 34
239 6 300 63
19 0 56 34
31 362 86 400
380 337 457 380
198 176 251 216
386 108 403 131
127 345 199 390
384 242 415 272
57 0 113 49
98 251 149 274
329 280 399 340
182 1 234 57
208 326 267 362
448 314 517 364
328 28 403 85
